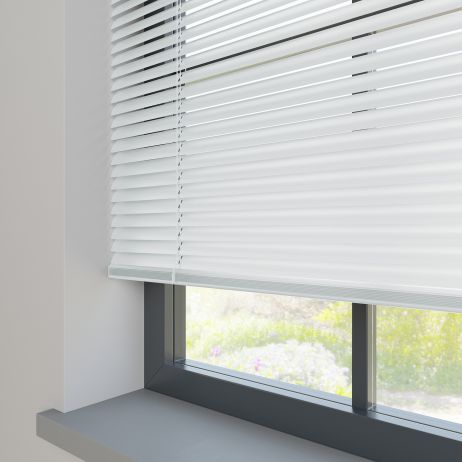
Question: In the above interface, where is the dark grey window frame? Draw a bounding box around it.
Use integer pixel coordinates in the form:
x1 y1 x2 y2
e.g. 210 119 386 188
144 283 462 462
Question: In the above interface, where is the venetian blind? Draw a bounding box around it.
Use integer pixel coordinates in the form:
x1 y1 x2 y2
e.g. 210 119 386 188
109 0 462 311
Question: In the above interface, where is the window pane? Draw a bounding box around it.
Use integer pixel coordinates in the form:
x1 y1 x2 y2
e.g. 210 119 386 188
377 306 462 425
186 286 352 398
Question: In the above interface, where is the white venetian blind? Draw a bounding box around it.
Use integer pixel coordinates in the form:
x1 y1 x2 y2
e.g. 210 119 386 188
109 0 462 311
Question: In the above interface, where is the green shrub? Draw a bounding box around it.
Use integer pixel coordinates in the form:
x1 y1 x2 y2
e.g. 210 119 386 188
317 303 462 394
376 307 462 394
187 300 462 396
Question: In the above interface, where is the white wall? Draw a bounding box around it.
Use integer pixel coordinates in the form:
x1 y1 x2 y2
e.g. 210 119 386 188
0 2 72 460
0 1 144 460
64 0 144 413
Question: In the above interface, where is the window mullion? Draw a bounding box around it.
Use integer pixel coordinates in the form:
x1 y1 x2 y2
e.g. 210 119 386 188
173 285 186 362
352 303 376 412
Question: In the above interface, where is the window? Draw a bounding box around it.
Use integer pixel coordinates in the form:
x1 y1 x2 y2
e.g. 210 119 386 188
186 287 353 398
144 283 462 461
111 0 462 459
185 286 462 427
376 306 462 425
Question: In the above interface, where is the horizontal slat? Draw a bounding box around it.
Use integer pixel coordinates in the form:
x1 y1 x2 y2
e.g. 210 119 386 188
111 130 176 153
184 0 341 37
112 156 177 177
112 213 177 227
112 114 176 140
112 185 177 202
181 176 462 211
113 227 177 240
112 171 177 189
184 0 264 27
184 0 346 49
112 240 177 254
184 0 223 14
109 265 173 283
112 20 177 53
184 1 462 74
114 91 462 153
184 186 461 216
185 65 462 135
184 0 446 63
111 64 176 95
115 202 462 224
172 266 462 308
184 28 462 102
180 242 462 264
114 49 462 139
111 9 462 97
181 225 462 245
112 1 176 31
184 35 462 115
117 162 462 212
112 101 177 128
181 117 462 169
183 75 462 139
112 90 177 119
112 34 177 66
180 165 462 210
186 68 462 129
112 47 177 79
180 204 462 227
180 138 462 187
181 96 462 154
111 0 148 18
112 9 177 42
112 144 177 165
178 256 462 285
112 199 177 214
111 253 177 268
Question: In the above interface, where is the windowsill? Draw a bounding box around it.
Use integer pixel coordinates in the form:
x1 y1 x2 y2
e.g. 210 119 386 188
37 389 370 462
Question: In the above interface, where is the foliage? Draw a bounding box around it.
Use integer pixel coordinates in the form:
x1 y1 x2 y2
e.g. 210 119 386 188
376 307 462 394
187 298 353 397
207 341 350 396
187 288 462 397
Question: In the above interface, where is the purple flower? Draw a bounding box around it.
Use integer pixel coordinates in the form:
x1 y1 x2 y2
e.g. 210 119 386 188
211 346 221 357
253 357 263 372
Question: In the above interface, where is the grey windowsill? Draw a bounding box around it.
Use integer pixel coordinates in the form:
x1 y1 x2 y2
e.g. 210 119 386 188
37 389 371 462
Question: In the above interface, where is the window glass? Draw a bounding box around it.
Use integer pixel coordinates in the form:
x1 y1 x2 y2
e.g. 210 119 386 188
377 306 462 425
186 286 352 398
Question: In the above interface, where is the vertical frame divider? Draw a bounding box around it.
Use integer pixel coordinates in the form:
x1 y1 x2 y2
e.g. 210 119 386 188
145 283 174 386
174 285 186 362
352 303 376 412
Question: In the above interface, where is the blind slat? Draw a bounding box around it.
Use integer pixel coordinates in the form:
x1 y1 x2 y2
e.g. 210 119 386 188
184 1 462 74
181 117 462 168
109 0 462 309
181 97 462 154
112 22 177 53
112 2 176 30
182 76 462 140
184 0 345 44
184 36 462 114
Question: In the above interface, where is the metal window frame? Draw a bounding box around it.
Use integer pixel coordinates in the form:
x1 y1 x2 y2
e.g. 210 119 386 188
145 283 462 462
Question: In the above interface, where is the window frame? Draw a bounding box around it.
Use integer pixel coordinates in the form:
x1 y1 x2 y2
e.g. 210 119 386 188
144 283 462 461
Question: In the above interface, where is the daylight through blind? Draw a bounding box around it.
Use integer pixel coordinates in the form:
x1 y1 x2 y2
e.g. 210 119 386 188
109 0 462 311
